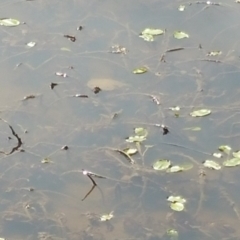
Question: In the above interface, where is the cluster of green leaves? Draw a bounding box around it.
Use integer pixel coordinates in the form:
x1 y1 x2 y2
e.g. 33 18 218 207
203 145 240 170
167 195 186 211
152 159 193 173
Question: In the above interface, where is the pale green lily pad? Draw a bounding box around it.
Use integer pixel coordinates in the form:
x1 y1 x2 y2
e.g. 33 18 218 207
167 165 184 173
133 67 148 74
126 135 146 143
0 18 20 27
41 158 52 163
169 106 180 111
223 158 240 167
232 151 240 158
141 28 164 36
183 127 201 131
207 51 222 56
167 195 186 211
134 127 148 137
170 202 184 211
139 34 154 42
178 5 185 11
100 211 114 221
218 145 231 154
212 153 222 158
190 109 211 117
174 31 189 39
153 159 171 170
167 163 193 173
167 228 178 237
167 196 186 204
139 28 164 42
123 148 138 155
27 42 36 48
203 160 221 170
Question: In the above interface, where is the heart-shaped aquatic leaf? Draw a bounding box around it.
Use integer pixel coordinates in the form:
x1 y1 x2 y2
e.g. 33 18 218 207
167 163 193 173
232 151 240 158
0 18 20 27
134 127 148 137
203 160 221 170
125 135 146 143
123 148 138 155
212 153 222 158
141 28 164 36
170 202 184 211
218 145 231 154
178 5 185 11
167 196 186 212
167 229 178 237
190 109 211 117
139 34 154 41
100 211 114 221
223 158 240 167
173 31 189 39
153 159 171 170
133 67 148 74
167 196 186 204
207 51 222 56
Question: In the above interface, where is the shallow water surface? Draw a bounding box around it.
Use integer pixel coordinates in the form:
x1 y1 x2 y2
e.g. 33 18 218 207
0 0 240 239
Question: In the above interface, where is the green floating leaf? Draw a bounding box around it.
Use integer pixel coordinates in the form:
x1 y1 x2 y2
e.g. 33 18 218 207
100 211 114 221
126 127 148 143
153 159 171 170
133 67 148 74
167 196 186 211
218 145 231 154
212 152 222 158
190 109 211 117
170 202 184 211
139 34 154 42
183 127 201 131
0 18 20 27
207 51 222 56
173 31 189 39
167 165 183 173
125 135 146 143
232 151 240 158
141 28 164 36
26 42 36 48
169 106 180 111
134 127 148 137
41 158 52 164
139 28 164 42
178 5 185 11
123 148 138 155
167 196 186 204
167 163 193 173
223 158 240 167
203 160 221 170
167 229 178 237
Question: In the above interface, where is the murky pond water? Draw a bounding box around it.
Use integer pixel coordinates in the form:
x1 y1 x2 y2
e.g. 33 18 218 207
0 0 240 239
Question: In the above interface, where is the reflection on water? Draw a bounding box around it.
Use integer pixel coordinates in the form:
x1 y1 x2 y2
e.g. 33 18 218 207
0 0 240 239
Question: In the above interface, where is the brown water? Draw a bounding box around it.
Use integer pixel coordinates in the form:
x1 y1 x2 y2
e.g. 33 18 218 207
0 0 240 239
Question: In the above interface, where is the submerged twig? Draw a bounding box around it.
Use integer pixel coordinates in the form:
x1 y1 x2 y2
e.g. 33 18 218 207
0 118 23 155
82 185 96 201
81 169 106 201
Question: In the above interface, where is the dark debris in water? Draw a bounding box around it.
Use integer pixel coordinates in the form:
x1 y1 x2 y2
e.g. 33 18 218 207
64 34 76 42
92 86 101 94
50 82 58 89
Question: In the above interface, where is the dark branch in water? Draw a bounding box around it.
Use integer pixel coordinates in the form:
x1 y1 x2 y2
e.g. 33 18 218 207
82 185 96 201
0 119 23 155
